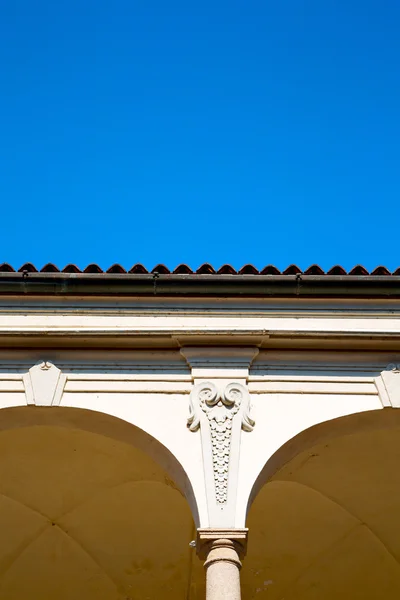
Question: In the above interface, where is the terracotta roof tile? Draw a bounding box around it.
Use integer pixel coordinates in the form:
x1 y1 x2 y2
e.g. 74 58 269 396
173 264 193 274
371 266 391 276
349 265 369 275
62 264 81 273
196 263 216 274
41 263 59 273
260 265 281 275
84 264 103 273
106 264 127 274
218 264 237 275
283 264 302 275
327 265 347 275
129 264 148 274
0 263 15 272
239 264 259 275
18 263 38 273
152 264 170 274
304 264 325 275
0 263 398 276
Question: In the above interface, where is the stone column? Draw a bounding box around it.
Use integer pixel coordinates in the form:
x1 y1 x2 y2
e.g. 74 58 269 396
197 529 248 600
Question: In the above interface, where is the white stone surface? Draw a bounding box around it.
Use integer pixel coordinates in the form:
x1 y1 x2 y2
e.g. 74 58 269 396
0 295 398 529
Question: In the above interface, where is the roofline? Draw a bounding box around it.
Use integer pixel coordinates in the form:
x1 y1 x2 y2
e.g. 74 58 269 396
0 272 400 298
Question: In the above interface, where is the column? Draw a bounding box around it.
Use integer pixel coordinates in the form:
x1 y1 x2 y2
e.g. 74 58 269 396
197 529 248 600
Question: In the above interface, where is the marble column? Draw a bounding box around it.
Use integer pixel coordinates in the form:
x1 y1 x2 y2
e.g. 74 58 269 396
197 529 248 600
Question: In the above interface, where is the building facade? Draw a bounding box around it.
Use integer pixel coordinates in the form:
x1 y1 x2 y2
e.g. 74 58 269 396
0 263 400 599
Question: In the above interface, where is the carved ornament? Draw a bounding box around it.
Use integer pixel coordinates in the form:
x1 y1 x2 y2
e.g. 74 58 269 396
188 381 254 504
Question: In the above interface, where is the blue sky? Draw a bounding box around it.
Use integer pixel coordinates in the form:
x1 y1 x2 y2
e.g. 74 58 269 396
1 1 399 272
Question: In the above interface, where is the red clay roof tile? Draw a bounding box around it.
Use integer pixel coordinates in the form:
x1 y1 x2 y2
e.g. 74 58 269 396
283 264 302 275
41 263 59 273
0 263 398 276
129 264 148 274
173 264 193 274
106 264 127 274
239 264 259 275
327 265 347 275
260 265 281 275
84 264 103 273
62 264 81 273
371 266 391 276
0 263 15 272
18 263 38 273
152 264 170 274
304 264 325 275
349 265 369 275
196 263 216 274
218 264 237 275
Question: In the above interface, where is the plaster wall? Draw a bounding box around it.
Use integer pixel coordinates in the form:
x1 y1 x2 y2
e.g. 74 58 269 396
0 293 399 529
0 344 398 527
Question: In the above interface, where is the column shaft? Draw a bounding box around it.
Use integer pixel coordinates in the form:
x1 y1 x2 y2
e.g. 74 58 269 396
204 539 242 600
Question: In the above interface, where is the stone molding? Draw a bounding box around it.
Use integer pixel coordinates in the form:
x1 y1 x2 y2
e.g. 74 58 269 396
377 364 400 408
197 528 248 560
23 361 66 406
181 347 259 379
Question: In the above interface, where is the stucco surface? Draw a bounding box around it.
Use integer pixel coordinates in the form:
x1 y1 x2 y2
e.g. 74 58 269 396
244 418 400 599
0 425 204 600
0 292 399 597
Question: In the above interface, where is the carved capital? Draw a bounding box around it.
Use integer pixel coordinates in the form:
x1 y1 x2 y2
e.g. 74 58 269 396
197 528 248 560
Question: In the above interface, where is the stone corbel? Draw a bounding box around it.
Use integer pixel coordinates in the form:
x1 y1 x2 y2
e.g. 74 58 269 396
182 347 258 526
23 361 66 406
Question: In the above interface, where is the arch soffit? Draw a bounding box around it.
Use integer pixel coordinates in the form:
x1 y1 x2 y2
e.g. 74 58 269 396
247 407 400 518
0 405 200 526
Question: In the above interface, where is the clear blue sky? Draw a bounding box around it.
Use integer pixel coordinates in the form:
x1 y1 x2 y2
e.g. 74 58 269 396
1 1 399 272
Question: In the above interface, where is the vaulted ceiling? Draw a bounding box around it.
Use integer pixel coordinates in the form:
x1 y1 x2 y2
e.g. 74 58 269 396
0 425 203 600
245 422 400 599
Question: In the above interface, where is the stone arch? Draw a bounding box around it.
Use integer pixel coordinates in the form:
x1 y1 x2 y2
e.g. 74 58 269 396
247 407 400 515
0 405 200 526
243 408 400 600
0 405 205 600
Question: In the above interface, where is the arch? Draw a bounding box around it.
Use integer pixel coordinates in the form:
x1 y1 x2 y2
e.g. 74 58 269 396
0 405 200 526
247 407 400 516
243 408 400 600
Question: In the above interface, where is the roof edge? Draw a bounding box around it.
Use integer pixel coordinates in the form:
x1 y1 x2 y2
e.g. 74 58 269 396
0 272 399 298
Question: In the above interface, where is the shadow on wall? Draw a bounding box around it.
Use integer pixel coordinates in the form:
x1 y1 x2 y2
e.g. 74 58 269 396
243 408 400 600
